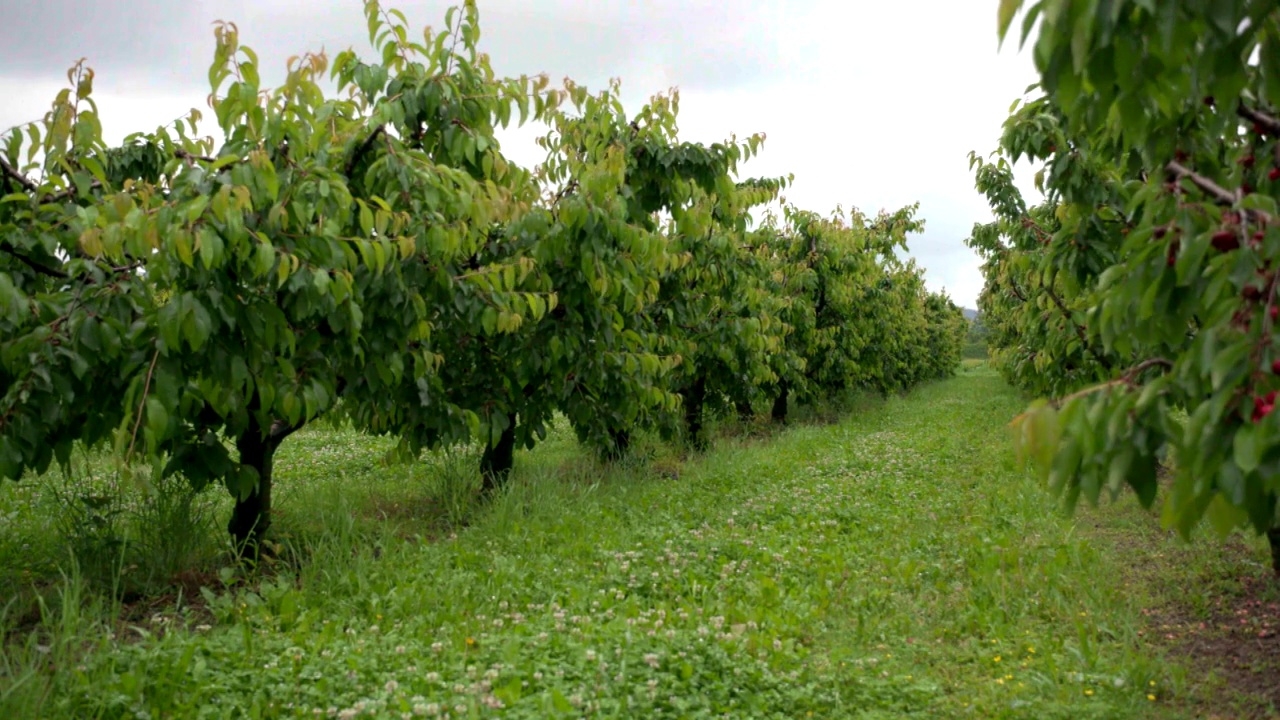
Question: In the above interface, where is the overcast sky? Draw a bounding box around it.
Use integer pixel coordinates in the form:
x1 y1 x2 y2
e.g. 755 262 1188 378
0 0 1043 308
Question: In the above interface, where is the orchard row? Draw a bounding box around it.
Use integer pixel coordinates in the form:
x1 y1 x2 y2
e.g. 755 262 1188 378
0 1 967 552
969 2 1280 570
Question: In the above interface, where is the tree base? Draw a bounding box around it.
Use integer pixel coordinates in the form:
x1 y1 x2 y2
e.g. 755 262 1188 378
771 384 789 424
480 422 517 494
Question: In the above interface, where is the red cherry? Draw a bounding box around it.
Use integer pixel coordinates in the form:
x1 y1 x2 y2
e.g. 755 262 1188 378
1244 285 1264 302
1270 168 1280 182
1271 359 1280 374
1204 96 1217 107
1271 305 1279 321
1253 393 1276 422
1212 230 1241 252
1243 155 1257 168
1254 122 1267 136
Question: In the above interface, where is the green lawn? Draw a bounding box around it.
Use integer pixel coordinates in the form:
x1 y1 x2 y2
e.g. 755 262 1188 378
2 366 1272 718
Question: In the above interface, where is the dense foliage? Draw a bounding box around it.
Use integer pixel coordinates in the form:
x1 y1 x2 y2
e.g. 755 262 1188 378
974 0 1280 570
0 0 965 552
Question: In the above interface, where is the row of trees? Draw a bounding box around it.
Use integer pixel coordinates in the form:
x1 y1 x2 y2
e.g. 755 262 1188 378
0 1 966 554
971 1 1280 571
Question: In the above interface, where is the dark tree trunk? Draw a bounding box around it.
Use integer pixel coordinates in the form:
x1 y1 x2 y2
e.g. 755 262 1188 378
601 428 631 462
229 418 280 559
1269 527 1280 578
771 382 789 424
735 399 754 424
480 420 517 494
683 375 708 451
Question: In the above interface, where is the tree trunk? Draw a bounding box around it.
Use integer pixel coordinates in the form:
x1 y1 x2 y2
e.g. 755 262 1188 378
735 399 754 424
771 382 789 424
601 428 631 462
480 420 517 494
228 418 279 559
1269 527 1280 578
683 375 708 451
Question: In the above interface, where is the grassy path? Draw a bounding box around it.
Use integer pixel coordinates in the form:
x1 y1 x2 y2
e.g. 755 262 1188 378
4 368 1245 718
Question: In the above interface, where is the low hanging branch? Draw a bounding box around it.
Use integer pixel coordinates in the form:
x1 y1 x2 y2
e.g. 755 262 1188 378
1049 357 1174 408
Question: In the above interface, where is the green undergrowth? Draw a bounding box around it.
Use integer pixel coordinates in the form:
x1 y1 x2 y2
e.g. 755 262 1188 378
1 366 1266 718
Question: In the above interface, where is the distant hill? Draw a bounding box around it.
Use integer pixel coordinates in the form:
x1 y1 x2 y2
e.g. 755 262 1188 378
962 307 979 321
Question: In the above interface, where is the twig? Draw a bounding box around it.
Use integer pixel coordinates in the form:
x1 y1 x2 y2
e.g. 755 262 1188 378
125 347 162 463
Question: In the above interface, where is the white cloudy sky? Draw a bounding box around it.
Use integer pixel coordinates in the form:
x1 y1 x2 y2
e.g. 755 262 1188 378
0 0 1044 308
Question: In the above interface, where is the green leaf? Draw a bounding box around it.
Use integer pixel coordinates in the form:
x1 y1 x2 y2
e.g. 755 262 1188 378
998 0 1024 43
1234 423 1263 475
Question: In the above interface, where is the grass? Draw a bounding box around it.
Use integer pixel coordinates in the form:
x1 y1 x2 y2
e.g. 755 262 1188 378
1 364 1275 718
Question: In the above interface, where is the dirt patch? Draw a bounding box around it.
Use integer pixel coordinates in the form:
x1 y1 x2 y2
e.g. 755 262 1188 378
1138 572 1280 719
1083 501 1280 719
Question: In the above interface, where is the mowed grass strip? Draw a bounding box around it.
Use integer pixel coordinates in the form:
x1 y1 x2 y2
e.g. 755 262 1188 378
3 369 1212 718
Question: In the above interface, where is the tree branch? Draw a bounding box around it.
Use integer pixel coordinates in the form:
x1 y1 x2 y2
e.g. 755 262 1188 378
174 148 217 164
268 418 305 443
345 125 385 176
1238 103 1280 137
1 246 68 279
1043 283 1113 370
125 347 162 463
1051 357 1173 407
0 157 39 194
1165 160 1238 206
